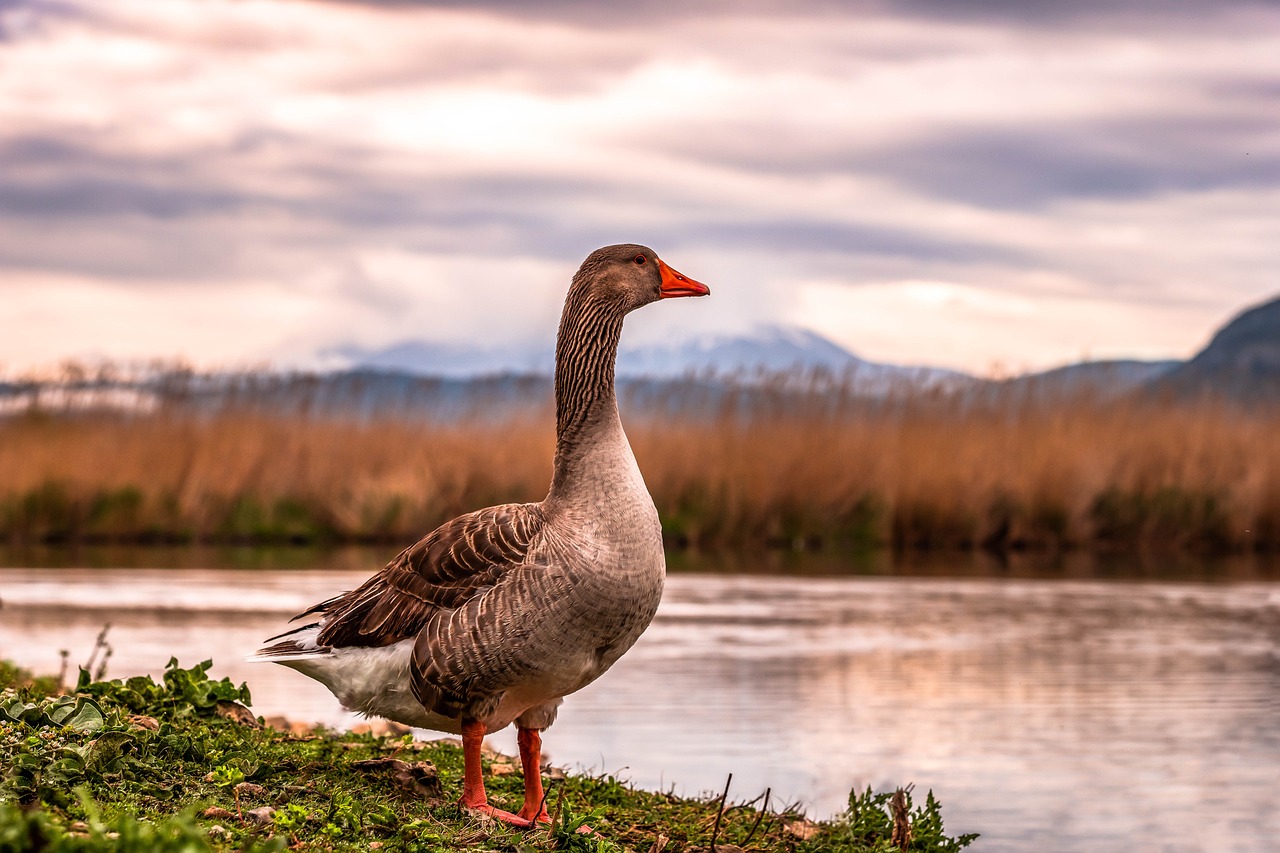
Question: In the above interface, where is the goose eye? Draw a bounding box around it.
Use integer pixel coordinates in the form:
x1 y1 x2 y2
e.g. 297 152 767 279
633 254 646 265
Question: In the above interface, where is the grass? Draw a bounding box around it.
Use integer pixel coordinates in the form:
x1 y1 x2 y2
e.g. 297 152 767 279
0 659 977 852
1 372 1279 552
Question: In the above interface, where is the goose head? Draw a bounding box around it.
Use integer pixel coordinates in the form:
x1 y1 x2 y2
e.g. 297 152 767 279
571 243 710 314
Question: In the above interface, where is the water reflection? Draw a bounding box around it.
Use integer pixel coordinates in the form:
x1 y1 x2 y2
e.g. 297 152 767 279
1 553 1277 852
5 542 1280 581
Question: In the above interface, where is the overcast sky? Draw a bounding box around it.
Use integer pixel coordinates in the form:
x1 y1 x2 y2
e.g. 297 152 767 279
2 0 1278 376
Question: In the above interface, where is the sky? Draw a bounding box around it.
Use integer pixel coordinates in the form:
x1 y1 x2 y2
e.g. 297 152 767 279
2 0 1279 377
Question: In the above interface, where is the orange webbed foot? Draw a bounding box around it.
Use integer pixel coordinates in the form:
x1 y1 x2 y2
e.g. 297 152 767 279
517 806 551 825
462 797 535 829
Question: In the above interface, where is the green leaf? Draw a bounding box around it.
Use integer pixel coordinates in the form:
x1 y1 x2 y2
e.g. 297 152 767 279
51 696 106 732
0 697 40 724
43 756 88 785
80 730 135 772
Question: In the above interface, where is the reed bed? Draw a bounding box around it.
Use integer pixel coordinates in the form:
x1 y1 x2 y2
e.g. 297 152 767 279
1 374 1278 552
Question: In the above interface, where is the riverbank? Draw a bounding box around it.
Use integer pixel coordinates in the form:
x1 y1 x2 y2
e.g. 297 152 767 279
2 381 1279 553
0 660 975 852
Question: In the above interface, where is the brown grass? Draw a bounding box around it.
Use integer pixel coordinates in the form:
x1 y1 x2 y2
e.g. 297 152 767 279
2 377 1279 552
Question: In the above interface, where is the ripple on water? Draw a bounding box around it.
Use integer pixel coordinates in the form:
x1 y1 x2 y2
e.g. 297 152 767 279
0 562 1277 852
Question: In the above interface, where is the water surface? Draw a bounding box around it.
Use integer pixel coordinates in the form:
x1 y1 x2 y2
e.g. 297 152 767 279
1 551 1276 852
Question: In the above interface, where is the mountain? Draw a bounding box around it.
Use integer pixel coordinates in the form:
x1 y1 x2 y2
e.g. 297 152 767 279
615 326 864 377
11 296 1277 419
334 325 969 389
1151 295 1280 401
997 359 1180 402
327 340 552 378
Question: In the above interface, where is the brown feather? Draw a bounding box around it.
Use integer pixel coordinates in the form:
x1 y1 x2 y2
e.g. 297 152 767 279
310 502 546 649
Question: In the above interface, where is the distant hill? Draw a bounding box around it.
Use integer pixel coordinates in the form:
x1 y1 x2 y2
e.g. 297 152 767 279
616 325 862 377
996 359 1180 402
327 340 550 378
9 296 1280 419
335 325 969 390
1151 295 1280 401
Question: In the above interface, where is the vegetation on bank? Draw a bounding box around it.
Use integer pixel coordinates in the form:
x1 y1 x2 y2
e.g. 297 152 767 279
1 374 1279 553
0 659 976 852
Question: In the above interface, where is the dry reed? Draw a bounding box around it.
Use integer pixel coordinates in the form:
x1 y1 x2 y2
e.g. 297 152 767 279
1 375 1278 552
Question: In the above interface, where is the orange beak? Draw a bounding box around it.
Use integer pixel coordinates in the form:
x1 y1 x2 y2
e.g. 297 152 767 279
658 258 711 298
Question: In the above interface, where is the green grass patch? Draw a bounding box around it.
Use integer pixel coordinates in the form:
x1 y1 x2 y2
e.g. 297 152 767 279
1 660 976 851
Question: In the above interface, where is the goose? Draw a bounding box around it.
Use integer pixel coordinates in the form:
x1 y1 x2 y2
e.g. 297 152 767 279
251 244 710 827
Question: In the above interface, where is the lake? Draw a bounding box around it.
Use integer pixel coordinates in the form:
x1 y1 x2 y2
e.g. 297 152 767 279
1 547 1277 852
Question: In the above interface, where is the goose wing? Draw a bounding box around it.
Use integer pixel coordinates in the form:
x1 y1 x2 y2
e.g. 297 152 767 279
287 502 546 649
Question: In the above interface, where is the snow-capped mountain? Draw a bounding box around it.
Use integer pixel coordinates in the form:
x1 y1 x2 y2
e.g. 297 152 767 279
328 339 552 379
615 326 864 377
332 325 968 388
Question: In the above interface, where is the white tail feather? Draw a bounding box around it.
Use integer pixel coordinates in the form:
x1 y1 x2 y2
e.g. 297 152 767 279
246 623 328 663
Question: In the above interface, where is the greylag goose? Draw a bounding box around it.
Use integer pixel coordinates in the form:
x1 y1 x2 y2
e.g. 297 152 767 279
252 244 710 827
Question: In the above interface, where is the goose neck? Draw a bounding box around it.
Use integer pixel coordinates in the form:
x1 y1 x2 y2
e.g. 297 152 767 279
549 294 627 497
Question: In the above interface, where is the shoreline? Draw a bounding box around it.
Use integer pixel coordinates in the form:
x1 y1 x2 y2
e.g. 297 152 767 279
3 541 1279 582
0 659 977 852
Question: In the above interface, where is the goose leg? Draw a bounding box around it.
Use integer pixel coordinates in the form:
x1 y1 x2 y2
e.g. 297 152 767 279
517 727 597 836
516 727 551 824
460 718 529 827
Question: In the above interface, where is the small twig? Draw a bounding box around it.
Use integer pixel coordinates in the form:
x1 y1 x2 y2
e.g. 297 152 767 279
743 787 771 846
734 789 770 811
548 784 566 835
536 781 552 824
890 785 913 851
56 650 69 693
774 796 804 816
710 772 732 853
94 645 113 682
83 623 112 678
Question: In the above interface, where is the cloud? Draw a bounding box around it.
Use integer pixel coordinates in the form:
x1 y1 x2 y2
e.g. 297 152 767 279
859 117 1280 209
887 0 1280 27
792 277 1222 374
314 0 1280 29
0 0 1278 373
